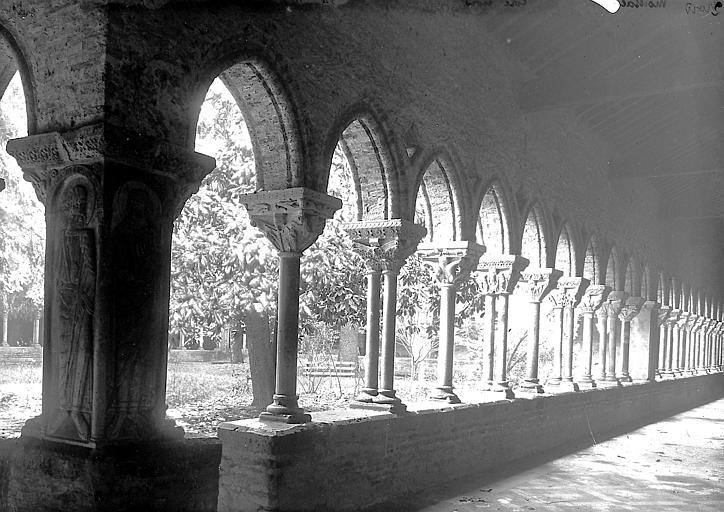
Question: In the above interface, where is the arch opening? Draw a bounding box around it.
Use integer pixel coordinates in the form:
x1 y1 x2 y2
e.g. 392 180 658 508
476 183 510 255
414 159 460 243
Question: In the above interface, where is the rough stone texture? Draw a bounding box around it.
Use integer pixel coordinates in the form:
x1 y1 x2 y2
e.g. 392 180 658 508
218 374 724 512
0 438 221 512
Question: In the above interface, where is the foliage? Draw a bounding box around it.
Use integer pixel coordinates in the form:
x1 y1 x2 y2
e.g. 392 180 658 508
0 73 44 320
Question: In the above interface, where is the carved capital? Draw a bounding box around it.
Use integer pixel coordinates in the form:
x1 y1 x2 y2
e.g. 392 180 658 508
418 241 485 286
675 312 690 329
344 219 427 272
578 284 612 314
242 188 342 253
618 296 645 323
604 290 628 317
6 124 216 209
657 305 671 325
475 255 529 295
520 268 563 303
556 277 590 309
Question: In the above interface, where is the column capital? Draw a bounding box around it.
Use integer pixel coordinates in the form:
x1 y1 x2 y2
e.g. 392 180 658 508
556 277 590 308
241 187 342 254
475 255 529 295
6 124 216 213
418 241 485 286
579 284 612 314
520 268 563 303
600 290 628 317
675 311 691 329
344 219 427 271
618 296 645 322
666 309 682 327
657 304 671 325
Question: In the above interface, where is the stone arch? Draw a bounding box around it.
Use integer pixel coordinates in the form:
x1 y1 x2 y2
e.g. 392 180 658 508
413 153 463 242
0 22 36 133
520 203 547 268
657 273 668 305
328 115 393 221
582 234 601 285
623 255 635 295
475 178 512 254
603 245 619 289
188 56 303 191
553 223 575 276
670 278 681 309
640 264 651 300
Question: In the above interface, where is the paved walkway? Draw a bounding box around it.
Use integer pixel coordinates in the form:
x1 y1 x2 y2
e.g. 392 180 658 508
388 398 724 511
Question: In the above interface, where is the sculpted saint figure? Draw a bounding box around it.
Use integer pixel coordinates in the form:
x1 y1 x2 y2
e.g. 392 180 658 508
55 183 95 439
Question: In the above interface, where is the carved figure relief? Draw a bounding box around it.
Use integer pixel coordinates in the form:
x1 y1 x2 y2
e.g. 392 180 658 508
50 181 96 441
109 183 163 438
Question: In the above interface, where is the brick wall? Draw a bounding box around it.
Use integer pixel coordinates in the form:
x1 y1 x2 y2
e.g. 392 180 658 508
218 373 724 512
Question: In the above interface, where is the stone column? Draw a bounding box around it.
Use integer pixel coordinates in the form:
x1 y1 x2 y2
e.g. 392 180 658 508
241 188 342 423
32 310 41 346
617 297 645 384
545 290 565 389
684 315 698 375
596 304 610 381
577 285 611 389
419 242 484 403
674 313 689 376
664 310 680 377
344 220 425 412
476 256 528 398
7 126 216 445
518 269 562 393
598 291 627 387
549 278 589 393
656 306 671 379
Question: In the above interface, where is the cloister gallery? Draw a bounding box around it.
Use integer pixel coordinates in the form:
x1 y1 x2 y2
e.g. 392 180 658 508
0 1 723 511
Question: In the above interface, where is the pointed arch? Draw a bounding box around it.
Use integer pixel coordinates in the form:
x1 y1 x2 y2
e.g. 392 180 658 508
520 203 547 268
604 245 619 289
413 153 462 242
475 179 511 254
554 223 575 276
583 234 600 284
657 273 668 305
623 256 635 295
0 23 36 134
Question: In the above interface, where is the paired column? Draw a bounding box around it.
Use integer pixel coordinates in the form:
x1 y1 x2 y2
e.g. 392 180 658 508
617 297 644 384
577 285 611 389
664 310 681 377
476 256 529 398
656 306 671 379
7 125 216 445
674 312 689 376
242 188 342 423
419 242 484 403
684 315 698 375
344 220 426 413
598 291 627 387
547 278 589 393
518 269 562 393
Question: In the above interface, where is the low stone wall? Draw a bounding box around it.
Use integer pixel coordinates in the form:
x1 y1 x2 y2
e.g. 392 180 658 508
218 373 724 512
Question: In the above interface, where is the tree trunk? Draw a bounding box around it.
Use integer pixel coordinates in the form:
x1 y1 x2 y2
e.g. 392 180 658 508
247 309 276 408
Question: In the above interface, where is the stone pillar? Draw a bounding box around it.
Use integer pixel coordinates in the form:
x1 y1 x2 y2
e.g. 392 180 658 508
548 278 589 393
664 310 680 377
518 268 562 393
32 310 41 346
656 306 671 379
628 300 661 382
684 315 698 375
475 256 528 398
577 285 611 389
617 297 644 384
545 290 565 388
674 313 690 376
596 305 610 381
419 242 484 403
241 188 342 423
7 126 216 445
344 220 426 412
598 291 627 387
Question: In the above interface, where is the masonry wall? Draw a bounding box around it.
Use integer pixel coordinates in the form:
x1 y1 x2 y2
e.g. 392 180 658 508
218 374 724 512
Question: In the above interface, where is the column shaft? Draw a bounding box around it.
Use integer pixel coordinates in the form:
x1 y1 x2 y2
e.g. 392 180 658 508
493 294 513 397
620 321 631 382
658 323 668 377
522 301 543 392
549 306 564 385
597 313 608 380
580 312 595 385
432 283 458 402
485 294 496 388
562 305 575 382
356 269 381 402
376 268 402 406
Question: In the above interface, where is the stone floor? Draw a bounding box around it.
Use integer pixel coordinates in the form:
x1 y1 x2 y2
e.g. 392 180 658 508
382 397 724 512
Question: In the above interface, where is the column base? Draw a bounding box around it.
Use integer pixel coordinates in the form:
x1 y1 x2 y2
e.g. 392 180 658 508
547 381 579 393
577 379 597 390
619 374 633 383
597 378 622 388
518 380 545 393
483 384 515 399
429 387 461 404
354 389 378 403
261 395 311 424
